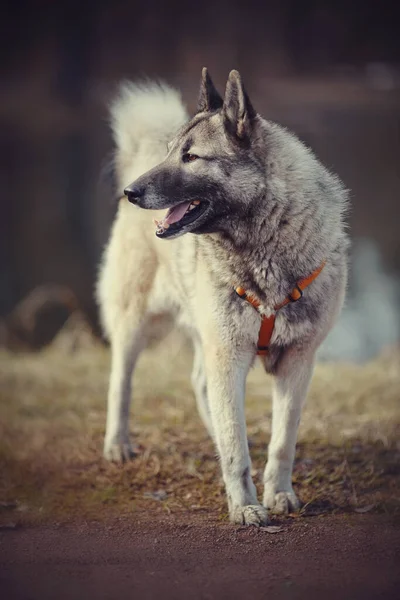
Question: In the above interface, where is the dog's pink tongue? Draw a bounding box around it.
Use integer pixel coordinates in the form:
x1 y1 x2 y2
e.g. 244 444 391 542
164 201 191 225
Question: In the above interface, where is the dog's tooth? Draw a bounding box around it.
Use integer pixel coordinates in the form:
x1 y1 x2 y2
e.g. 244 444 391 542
192 200 201 205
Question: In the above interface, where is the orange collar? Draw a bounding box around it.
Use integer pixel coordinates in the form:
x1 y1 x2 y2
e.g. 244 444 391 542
235 262 325 355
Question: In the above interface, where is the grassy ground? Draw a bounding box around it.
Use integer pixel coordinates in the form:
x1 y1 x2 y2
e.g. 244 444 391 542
0 329 399 526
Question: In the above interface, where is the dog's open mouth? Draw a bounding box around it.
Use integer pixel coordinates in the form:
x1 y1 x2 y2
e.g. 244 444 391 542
154 200 207 238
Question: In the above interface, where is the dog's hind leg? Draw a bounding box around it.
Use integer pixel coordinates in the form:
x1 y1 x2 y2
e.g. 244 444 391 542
263 345 316 514
191 337 214 439
103 317 147 462
98 207 162 462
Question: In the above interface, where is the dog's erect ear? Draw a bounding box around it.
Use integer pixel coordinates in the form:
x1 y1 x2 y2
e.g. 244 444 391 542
197 67 223 113
223 70 256 140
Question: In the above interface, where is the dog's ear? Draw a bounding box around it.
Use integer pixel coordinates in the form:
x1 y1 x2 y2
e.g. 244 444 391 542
197 67 223 113
223 70 256 140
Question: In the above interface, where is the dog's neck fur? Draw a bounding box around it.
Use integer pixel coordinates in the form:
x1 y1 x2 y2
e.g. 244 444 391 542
197 120 347 307
198 217 324 308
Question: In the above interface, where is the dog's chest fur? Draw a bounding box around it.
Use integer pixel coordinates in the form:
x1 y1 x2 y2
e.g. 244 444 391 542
145 225 345 372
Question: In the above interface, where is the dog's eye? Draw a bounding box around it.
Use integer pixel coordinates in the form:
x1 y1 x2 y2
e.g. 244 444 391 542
183 153 199 163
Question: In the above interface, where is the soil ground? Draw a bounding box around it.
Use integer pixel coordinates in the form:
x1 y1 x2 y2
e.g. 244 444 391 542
1 514 399 600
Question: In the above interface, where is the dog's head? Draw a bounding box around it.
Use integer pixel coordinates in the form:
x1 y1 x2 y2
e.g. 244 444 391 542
124 68 266 239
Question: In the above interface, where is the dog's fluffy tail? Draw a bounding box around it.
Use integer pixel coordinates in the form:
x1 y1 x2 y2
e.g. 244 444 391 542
110 81 189 186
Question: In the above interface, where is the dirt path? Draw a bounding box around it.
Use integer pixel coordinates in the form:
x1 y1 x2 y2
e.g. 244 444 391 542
1 514 399 599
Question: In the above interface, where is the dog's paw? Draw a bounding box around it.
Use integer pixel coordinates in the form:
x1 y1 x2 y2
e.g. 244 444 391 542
263 489 300 515
230 504 270 527
103 440 136 463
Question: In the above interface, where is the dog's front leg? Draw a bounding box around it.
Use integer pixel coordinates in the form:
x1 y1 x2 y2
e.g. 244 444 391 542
204 344 269 526
263 345 316 514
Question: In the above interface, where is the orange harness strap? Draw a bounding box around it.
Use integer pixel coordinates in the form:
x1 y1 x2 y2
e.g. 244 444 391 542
235 262 325 356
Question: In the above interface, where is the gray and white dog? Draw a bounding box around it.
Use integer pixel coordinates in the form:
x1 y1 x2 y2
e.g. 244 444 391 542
97 68 349 526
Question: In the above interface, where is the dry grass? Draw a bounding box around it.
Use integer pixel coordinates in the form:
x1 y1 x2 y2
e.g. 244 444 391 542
0 330 399 526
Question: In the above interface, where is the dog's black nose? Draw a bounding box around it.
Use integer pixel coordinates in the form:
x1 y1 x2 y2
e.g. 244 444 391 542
124 184 145 205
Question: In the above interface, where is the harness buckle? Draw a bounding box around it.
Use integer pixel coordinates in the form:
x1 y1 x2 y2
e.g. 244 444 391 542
235 287 247 300
257 346 269 355
288 284 303 303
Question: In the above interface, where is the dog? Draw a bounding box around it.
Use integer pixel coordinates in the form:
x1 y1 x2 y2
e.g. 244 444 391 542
96 68 349 526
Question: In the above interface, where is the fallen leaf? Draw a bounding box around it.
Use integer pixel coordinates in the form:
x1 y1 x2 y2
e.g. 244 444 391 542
0 501 17 511
259 526 284 534
143 490 167 501
354 504 375 513
0 522 17 529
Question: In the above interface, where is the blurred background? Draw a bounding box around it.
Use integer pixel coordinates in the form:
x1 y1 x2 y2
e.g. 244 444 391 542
1 0 399 359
